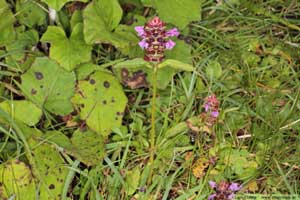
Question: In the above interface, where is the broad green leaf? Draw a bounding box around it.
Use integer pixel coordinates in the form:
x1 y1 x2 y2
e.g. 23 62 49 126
0 160 36 200
16 0 47 27
42 129 105 166
125 167 140 196
20 57 76 115
41 0 88 10
72 70 128 137
158 59 194 71
0 100 42 126
41 24 92 71
83 0 128 47
151 0 202 29
0 0 16 45
28 136 68 199
205 60 222 79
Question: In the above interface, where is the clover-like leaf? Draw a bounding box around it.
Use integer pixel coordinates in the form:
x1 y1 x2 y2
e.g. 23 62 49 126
0 160 36 200
72 70 128 137
0 0 16 45
42 129 105 166
20 57 76 115
16 0 47 27
150 0 202 29
41 0 88 10
41 23 92 71
83 0 128 47
28 136 68 199
0 100 42 126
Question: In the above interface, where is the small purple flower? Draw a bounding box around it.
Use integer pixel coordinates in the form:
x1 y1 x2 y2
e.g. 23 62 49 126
207 181 242 200
166 28 180 37
229 183 242 192
165 40 176 49
135 26 145 37
138 39 149 49
211 111 219 118
208 194 216 200
209 181 217 189
204 103 210 112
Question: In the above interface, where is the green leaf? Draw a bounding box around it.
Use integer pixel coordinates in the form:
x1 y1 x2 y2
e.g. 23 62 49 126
114 58 152 69
20 57 76 115
151 0 202 29
83 0 127 47
205 60 222 79
125 167 140 196
16 0 47 28
5 29 39 71
0 0 16 45
0 100 42 126
28 136 69 199
41 24 92 71
72 70 128 137
0 160 36 200
42 129 105 166
158 59 194 71
165 39 192 64
41 0 88 10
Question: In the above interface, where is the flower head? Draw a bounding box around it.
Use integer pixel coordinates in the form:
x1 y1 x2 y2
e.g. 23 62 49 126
135 17 179 63
208 181 242 200
201 94 220 126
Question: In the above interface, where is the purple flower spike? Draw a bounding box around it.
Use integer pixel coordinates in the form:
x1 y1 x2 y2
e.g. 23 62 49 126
208 194 216 200
135 26 145 37
165 40 176 49
166 28 180 37
211 111 219 118
229 183 242 192
209 181 217 189
138 39 149 49
228 194 235 200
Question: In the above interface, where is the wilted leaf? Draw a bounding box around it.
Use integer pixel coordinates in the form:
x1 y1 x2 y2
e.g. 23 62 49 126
192 157 209 178
41 23 92 71
0 160 36 200
20 57 76 115
0 100 42 126
72 70 127 137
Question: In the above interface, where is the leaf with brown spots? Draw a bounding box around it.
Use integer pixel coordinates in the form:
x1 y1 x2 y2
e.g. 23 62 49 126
72 70 127 137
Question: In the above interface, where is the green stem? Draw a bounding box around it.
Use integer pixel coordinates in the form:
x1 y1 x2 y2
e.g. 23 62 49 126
148 63 158 184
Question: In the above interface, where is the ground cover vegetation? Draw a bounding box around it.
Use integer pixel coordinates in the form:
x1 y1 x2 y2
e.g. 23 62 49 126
0 0 300 199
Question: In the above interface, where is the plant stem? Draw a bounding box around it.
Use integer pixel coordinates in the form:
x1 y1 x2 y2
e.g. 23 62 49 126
148 63 158 184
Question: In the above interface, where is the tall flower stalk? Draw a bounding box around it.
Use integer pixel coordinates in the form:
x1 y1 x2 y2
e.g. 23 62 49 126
135 17 179 176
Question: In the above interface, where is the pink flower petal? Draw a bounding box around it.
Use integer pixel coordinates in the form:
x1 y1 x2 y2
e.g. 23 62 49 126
135 26 145 37
211 111 219 118
229 183 242 191
204 103 210 112
138 39 149 49
209 181 217 189
165 40 176 49
208 194 216 200
166 28 180 37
